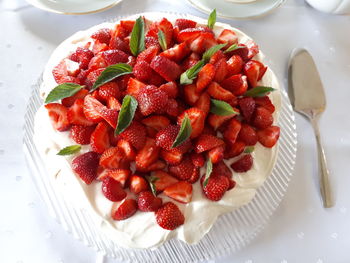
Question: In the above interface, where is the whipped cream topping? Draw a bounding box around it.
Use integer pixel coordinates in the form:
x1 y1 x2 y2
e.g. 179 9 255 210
34 13 281 249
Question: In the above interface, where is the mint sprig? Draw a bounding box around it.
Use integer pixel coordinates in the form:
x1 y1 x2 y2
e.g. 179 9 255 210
130 16 145 56
202 43 227 63
149 176 159 196
45 83 83 104
115 95 138 135
158 30 167 51
244 146 255 154
57 145 81 156
210 99 239 116
203 159 213 187
244 86 275 97
172 114 192 148
91 63 132 91
207 9 216 29
224 43 245 53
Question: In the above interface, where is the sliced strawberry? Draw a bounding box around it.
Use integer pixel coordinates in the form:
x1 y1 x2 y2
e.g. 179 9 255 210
257 126 280 148
155 202 184 230
176 27 212 42
107 97 122 110
159 82 178 99
137 191 162 212
119 121 147 150
150 56 182 82
100 147 128 169
91 28 111 44
126 77 146 97
227 55 244 77
98 168 130 188
238 124 258 146
83 94 104 122
137 160 166 172
202 125 216 136
174 19 197 30
155 125 191 152
231 154 253 173
160 149 183 165
246 40 259 60
102 176 126 201
151 171 178 192
196 63 215 93
166 99 183 118
67 98 94 126
177 107 206 139
137 45 160 64
72 152 100 184
183 84 200 105
195 134 225 153
86 65 105 83
207 82 235 102
244 60 267 88
188 32 216 54
209 50 226 65
190 152 205 168
132 61 153 83
208 145 225 164
100 108 118 129
187 167 200 184
45 103 70 131
164 181 192 204
202 174 229 201
129 174 149 194
223 118 242 145
254 96 275 113
145 36 160 49
117 139 136 161
62 88 89 107
217 29 238 46
135 138 160 170
97 82 120 102
194 93 210 114
148 18 173 47
207 113 236 130
169 156 194 181
111 24 129 39
238 97 256 122
252 107 273 129
111 198 138 220
182 52 200 70
221 74 248 96
52 60 71 84
90 122 110 153
136 85 169 116
224 140 246 159
92 40 108 55
213 58 228 83
109 36 129 53
212 161 232 179
141 115 170 132
160 42 190 62
70 125 95 145
70 48 94 70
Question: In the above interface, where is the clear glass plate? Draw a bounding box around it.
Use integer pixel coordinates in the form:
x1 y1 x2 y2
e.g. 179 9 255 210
23 14 297 262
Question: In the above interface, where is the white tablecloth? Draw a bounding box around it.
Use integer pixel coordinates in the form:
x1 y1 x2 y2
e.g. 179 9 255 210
1 0 350 262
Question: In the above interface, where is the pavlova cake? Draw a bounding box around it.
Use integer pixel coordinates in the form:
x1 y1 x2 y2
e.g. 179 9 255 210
34 11 281 249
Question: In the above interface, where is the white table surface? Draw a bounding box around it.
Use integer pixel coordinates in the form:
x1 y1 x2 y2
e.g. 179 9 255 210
1 0 350 262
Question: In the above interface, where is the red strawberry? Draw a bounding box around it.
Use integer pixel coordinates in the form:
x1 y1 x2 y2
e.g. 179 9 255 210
190 152 205 167
126 77 146 97
155 202 184 230
252 107 273 129
45 103 70 131
203 174 229 201
70 125 95 145
238 124 258 146
72 152 100 184
209 50 226 65
158 82 178 99
99 108 118 129
86 63 105 80
254 96 275 113
174 18 197 30
52 60 76 84
98 168 130 187
188 32 216 54
223 118 242 144
187 167 200 184
70 48 94 70
107 97 122 110
208 145 225 164
246 40 259 60
160 149 183 165
109 36 129 53
227 55 244 76
119 121 147 150
133 61 154 82
221 74 248 96
100 147 128 169
67 98 94 126
137 191 163 212
91 28 111 44
129 175 149 194
98 82 120 101
160 42 191 62
212 161 232 179
257 126 280 148
137 45 160 64
238 97 256 122
90 122 110 153
150 56 182 82
155 125 191 151
112 24 129 39
136 85 169 116
244 60 267 87
111 198 138 220
177 108 206 139
207 113 236 130
224 141 246 158
142 115 170 132
194 93 210 114
102 176 126 201
207 82 235 102
202 125 216 136
120 20 135 32
164 181 192 204
183 84 200 105
145 36 160 49
117 139 136 161
92 40 108 55
217 29 238 46
151 171 178 192
231 154 253 173
177 27 212 42
195 134 225 153
196 63 215 93
147 18 173 47
83 94 104 122
61 88 89 107
182 52 200 70
213 58 228 83
169 156 194 181
135 138 160 170
137 160 166 172
166 99 183 118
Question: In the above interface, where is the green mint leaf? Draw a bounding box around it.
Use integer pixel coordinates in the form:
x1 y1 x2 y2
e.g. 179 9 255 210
45 83 83 103
207 9 216 29
130 16 145 56
202 43 227 63
115 95 138 135
180 60 205 85
91 63 132 91
149 176 159 196
244 146 255 154
158 30 167 51
203 159 213 187
210 99 239 116
244 86 275 97
224 43 245 53
57 145 81 156
172 114 192 148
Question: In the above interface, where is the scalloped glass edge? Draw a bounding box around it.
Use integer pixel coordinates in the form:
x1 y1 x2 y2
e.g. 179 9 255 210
23 13 297 263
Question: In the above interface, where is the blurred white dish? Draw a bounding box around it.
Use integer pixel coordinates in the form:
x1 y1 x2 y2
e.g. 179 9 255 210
187 0 285 19
306 0 350 14
25 0 123 15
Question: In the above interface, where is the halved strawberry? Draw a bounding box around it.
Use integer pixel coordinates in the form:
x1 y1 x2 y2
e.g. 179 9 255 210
188 32 216 54
254 96 275 113
145 36 160 49
238 97 256 122
136 85 169 116
246 40 259 60
207 82 235 102
109 36 129 52
98 168 130 188
213 58 228 83
117 139 136 161
209 50 226 65
119 121 147 150
183 84 200 105
120 20 135 33
160 42 190 62
137 45 160 64
159 82 178 99
70 47 94 70
90 122 110 153
67 98 94 126
177 108 206 139
100 108 119 129
52 60 78 84
164 181 192 204
207 113 236 130
151 171 178 192
126 77 146 97
181 52 200 70
100 147 128 169
224 140 246 159
155 202 184 230
208 145 225 164
244 60 267 88
135 138 160 170
92 40 108 55
45 103 70 131
137 160 166 172
202 174 229 201
257 126 280 148
195 134 225 153
194 93 210 114
133 61 154 83
217 29 238 46
150 56 182 82
212 161 232 179
141 115 170 132
223 118 242 145
221 74 248 96
176 27 212 42
102 176 127 201
160 149 183 165
169 156 194 181
227 55 244 77
196 63 215 93
155 125 191 152
91 28 111 44
83 94 104 122
70 125 95 145
252 107 273 129
98 82 120 101
72 152 100 184
137 191 162 212
147 18 174 47
111 24 129 39
238 124 258 146
107 97 122 110
231 154 253 173
129 174 149 194
174 18 197 30
62 88 89 107
190 152 205 168
111 198 138 220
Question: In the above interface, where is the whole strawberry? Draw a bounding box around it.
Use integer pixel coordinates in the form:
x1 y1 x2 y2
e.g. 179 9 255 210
72 152 100 184
102 177 127 202
155 202 185 230
137 191 163 212
136 85 169 116
203 174 229 201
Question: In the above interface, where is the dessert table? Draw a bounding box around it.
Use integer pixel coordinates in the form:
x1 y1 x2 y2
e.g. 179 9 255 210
1 0 349 262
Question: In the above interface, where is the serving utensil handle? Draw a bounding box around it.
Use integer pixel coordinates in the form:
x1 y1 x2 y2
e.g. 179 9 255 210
311 116 333 208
